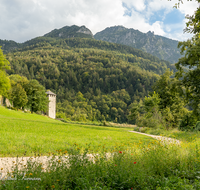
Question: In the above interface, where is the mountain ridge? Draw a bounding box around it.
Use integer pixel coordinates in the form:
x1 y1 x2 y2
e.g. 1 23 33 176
94 25 181 63
0 25 181 64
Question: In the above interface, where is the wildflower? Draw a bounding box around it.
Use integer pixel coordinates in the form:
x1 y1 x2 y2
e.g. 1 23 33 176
119 151 122 154
52 185 55 188
57 179 60 181
12 161 15 163
29 173 33 176
41 167 44 170
26 186 29 189
57 160 61 163
134 162 137 164
1 168 3 170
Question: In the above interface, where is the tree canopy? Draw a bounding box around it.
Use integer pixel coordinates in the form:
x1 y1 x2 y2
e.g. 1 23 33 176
0 47 10 96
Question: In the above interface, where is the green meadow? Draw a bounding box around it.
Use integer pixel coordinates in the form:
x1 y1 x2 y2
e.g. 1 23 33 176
0 106 152 157
2 106 200 189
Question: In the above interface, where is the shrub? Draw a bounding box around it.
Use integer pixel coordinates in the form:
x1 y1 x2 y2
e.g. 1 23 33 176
134 127 140 132
179 112 197 131
194 121 200 131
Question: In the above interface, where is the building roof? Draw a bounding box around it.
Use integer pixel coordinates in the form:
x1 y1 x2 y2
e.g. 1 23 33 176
46 90 56 96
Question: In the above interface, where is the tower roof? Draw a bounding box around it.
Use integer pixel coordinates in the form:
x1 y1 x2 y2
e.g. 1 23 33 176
46 90 56 96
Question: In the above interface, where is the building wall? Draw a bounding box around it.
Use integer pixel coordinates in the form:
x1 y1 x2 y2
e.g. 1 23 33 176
47 94 56 119
0 96 12 107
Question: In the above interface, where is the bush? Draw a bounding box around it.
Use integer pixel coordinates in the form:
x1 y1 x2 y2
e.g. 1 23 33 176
140 127 148 133
134 127 140 132
194 121 200 131
179 112 197 131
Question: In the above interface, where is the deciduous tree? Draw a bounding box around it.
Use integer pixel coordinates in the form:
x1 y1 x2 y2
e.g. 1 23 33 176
0 47 10 96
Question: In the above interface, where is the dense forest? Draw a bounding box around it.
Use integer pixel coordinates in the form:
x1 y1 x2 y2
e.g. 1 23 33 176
3 36 176 123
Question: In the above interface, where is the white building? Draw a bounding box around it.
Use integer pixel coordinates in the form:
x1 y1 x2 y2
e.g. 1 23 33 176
46 90 56 119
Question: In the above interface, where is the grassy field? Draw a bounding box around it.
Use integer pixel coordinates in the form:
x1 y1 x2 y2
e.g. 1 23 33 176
0 106 153 157
2 106 200 189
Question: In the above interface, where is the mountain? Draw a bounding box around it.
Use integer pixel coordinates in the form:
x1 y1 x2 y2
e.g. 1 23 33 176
44 25 93 39
94 26 181 63
0 39 20 53
0 25 181 64
0 25 94 54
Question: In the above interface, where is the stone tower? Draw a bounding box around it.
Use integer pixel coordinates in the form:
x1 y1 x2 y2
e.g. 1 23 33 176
46 90 56 119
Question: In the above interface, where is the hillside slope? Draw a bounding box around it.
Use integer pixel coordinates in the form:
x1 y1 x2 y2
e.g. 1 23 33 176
6 37 173 123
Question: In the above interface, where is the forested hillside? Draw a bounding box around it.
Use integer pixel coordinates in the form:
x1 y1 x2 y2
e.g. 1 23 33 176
4 36 176 123
0 25 178 123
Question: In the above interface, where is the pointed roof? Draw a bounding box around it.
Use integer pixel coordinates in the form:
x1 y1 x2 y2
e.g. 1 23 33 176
46 90 56 96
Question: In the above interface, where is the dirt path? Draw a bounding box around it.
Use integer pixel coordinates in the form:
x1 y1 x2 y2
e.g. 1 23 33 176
129 131 181 144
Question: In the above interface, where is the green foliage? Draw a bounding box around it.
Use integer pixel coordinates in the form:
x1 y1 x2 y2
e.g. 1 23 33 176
152 69 188 128
0 70 10 97
0 47 10 96
195 121 200 131
6 39 169 122
10 83 28 109
0 47 10 70
24 79 48 113
175 35 200 118
184 3 200 34
129 92 165 128
8 75 48 112
179 112 197 131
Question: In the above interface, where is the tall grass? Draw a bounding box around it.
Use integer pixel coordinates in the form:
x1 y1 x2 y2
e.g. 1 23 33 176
1 140 200 189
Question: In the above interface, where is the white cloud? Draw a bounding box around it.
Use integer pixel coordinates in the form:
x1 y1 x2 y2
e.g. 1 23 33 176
151 21 166 36
0 0 199 42
123 0 146 11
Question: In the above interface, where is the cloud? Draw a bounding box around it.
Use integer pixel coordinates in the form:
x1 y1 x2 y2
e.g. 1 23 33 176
123 0 146 11
0 0 199 43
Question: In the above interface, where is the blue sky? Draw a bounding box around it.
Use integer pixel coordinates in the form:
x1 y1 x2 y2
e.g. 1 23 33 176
0 0 199 43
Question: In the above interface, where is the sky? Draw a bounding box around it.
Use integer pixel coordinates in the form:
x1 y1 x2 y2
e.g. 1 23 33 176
0 0 199 43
